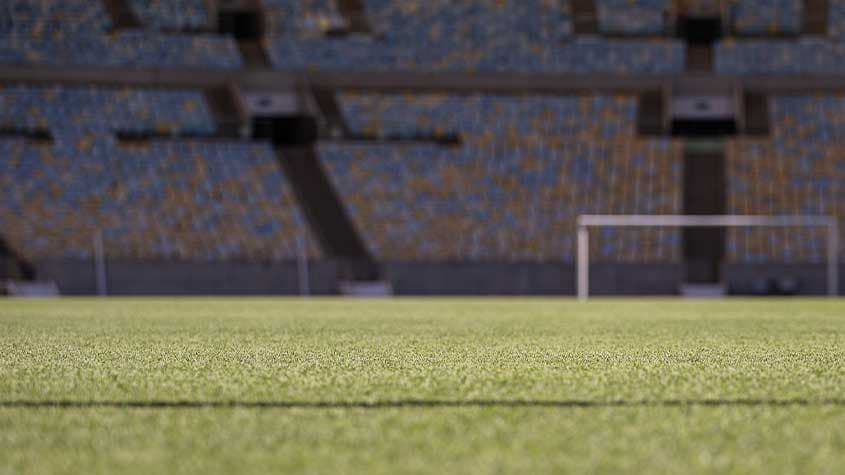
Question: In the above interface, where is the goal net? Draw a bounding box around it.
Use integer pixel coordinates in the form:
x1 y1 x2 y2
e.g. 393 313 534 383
576 215 839 299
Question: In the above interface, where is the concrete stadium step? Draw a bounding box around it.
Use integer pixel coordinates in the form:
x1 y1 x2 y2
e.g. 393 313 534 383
680 283 726 297
339 280 393 297
3 280 60 297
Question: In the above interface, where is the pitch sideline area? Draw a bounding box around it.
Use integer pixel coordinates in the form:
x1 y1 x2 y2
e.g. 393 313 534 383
1 298 844 474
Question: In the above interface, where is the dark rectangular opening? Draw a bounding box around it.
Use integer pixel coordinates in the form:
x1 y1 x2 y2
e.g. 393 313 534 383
743 93 770 135
335 133 462 147
637 92 665 135
219 11 262 39
677 17 722 44
0 128 52 142
252 116 319 146
683 149 726 284
672 120 736 136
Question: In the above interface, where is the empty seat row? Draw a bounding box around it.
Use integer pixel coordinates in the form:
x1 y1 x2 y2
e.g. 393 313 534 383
0 30 242 68
0 85 216 136
0 0 112 37
128 0 212 31
263 0 346 37
340 93 638 140
716 39 845 74
728 0 803 35
267 37 685 73
769 95 845 143
597 0 669 35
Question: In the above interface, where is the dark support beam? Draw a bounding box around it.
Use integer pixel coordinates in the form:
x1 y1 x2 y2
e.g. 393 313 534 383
334 0 372 34
204 85 248 136
803 0 829 35
236 41 271 69
311 87 350 137
571 0 598 34
0 128 52 142
0 238 35 281
637 91 665 135
743 92 770 135
274 147 380 281
101 0 142 29
686 45 712 73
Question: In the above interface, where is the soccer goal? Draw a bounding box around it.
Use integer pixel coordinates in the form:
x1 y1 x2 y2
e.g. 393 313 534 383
576 215 840 300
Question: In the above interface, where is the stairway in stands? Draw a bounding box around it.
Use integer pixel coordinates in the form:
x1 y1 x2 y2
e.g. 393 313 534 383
245 87 388 293
274 147 384 288
0 238 36 293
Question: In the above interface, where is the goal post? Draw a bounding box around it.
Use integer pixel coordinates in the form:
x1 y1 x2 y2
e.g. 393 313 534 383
576 215 840 300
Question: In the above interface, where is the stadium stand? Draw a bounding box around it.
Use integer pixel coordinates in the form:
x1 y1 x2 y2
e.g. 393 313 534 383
0 31 242 68
715 39 845 74
726 95 845 263
0 0 241 68
0 138 317 261
769 95 845 142
0 85 316 261
0 0 114 36
728 0 803 35
128 0 213 31
267 37 685 73
726 140 841 263
263 0 346 36
339 94 639 139
0 85 215 135
360 0 573 41
596 0 669 35
0 0 842 295
264 0 684 73
320 94 683 262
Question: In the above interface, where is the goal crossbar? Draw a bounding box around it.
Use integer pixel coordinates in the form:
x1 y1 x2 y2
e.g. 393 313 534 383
576 215 839 299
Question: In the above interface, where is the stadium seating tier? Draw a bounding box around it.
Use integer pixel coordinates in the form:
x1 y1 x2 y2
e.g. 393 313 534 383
0 138 318 261
320 94 683 262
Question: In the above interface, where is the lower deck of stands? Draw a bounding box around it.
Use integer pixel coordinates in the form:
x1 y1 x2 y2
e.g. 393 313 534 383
0 138 318 261
726 139 845 263
318 140 682 263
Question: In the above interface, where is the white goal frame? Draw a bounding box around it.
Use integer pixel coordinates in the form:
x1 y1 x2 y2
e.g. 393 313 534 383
576 215 840 300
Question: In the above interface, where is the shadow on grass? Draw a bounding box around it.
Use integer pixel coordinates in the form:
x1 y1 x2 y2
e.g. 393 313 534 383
1 399 844 409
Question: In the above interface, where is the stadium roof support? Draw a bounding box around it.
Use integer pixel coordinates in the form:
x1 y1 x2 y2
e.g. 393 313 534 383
576 215 839 299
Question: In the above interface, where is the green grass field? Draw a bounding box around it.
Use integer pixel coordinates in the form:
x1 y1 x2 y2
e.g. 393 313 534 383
1 298 844 474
